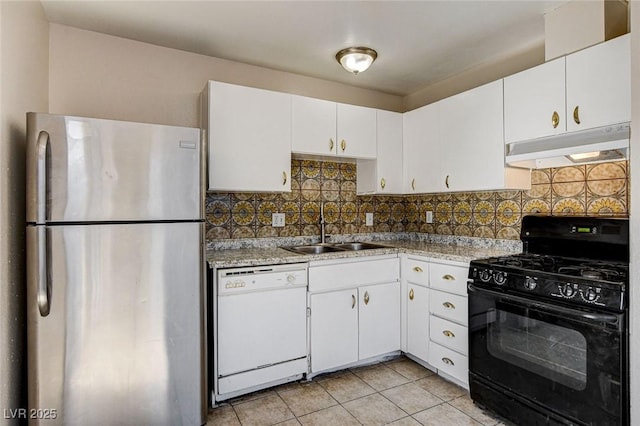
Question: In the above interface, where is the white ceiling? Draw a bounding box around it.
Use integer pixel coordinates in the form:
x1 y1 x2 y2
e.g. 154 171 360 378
40 0 569 96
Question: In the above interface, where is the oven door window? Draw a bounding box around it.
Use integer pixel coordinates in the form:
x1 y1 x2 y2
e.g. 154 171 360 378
487 307 587 391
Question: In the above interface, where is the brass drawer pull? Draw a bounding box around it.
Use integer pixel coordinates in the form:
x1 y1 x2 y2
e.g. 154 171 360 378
411 178 416 191
340 139 346 152
442 274 455 281
445 175 450 189
413 266 423 273
352 294 356 309
552 111 560 128
329 138 334 151
380 178 386 189
282 171 287 186
442 357 455 366
409 289 414 301
443 330 455 338
363 291 370 305
443 302 455 309
573 106 580 124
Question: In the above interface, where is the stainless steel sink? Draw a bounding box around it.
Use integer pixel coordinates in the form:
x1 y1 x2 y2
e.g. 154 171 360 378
333 242 388 251
282 244 347 255
282 241 388 255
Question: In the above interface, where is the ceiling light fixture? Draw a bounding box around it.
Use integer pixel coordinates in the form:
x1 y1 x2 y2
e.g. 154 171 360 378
335 47 377 75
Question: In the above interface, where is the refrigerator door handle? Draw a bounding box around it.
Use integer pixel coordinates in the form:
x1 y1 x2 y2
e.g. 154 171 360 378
36 130 50 223
36 226 50 316
34 130 51 316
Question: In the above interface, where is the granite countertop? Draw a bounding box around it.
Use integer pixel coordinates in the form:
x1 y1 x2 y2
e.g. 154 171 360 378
206 235 521 269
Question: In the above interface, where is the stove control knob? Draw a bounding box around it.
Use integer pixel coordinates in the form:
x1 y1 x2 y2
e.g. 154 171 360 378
585 287 598 302
493 271 507 285
478 269 492 283
524 276 537 290
560 283 576 298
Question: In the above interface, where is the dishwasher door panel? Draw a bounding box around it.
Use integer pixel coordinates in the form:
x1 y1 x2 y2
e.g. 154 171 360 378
217 287 307 376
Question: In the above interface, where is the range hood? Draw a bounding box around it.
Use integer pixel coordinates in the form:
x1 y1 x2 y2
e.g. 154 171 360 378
505 122 630 169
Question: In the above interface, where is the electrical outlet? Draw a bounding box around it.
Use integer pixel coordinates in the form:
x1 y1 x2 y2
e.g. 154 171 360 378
365 213 374 227
426 211 433 224
272 213 285 227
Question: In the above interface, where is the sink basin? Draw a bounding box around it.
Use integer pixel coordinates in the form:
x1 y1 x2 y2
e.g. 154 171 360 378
333 242 388 251
282 241 388 255
282 244 347 255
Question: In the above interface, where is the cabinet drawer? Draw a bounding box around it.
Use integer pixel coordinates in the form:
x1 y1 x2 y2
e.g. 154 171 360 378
429 316 468 355
429 290 467 325
429 262 469 295
428 343 468 386
403 257 429 285
309 256 399 292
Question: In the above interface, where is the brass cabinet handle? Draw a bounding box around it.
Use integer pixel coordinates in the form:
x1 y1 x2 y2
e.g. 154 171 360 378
442 274 455 281
413 266 423 273
442 357 455 366
329 138 334 151
573 106 580 124
443 301 455 309
445 175 450 189
340 139 346 152
409 289 414 300
282 171 287 186
352 294 356 309
552 111 560 128
363 291 370 305
443 330 455 338
411 178 416 191
380 178 386 189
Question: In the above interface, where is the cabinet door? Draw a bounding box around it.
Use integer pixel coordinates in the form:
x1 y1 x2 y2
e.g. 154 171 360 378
291 95 337 156
207 81 291 192
359 282 400 360
337 103 377 159
503 58 566 143
403 103 440 193
406 283 429 363
310 289 358 372
357 110 403 194
439 80 507 192
566 34 630 132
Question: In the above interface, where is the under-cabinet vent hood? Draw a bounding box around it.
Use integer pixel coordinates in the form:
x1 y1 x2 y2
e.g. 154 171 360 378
505 122 630 169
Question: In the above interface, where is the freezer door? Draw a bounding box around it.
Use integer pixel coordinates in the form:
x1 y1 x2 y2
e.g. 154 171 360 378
26 113 202 223
27 222 204 425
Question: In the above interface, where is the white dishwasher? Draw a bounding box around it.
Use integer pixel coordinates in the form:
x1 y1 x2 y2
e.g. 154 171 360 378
215 263 308 400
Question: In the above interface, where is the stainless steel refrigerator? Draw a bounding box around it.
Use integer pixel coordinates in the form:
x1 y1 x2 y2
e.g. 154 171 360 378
26 113 206 425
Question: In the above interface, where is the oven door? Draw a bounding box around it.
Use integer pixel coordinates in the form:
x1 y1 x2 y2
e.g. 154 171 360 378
468 283 626 426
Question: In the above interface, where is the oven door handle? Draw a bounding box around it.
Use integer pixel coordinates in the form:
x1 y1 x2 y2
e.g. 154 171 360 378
467 283 620 325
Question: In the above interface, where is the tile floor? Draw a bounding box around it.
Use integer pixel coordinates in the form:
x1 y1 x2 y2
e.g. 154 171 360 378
206 356 507 426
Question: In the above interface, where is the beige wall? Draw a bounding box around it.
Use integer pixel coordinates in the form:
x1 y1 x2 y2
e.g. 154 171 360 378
0 0 49 417
48 24 403 127
629 2 639 424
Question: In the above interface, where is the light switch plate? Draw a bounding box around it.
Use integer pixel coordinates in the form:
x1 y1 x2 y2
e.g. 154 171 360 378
272 213 285 227
426 211 433 224
365 213 374 227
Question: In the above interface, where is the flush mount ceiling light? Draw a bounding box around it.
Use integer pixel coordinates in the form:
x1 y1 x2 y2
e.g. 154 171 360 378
335 47 377 75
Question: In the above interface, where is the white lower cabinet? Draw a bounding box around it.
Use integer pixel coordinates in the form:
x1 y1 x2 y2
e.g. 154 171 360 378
308 256 400 374
309 289 359 373
401 255 470 388
406 283 430 362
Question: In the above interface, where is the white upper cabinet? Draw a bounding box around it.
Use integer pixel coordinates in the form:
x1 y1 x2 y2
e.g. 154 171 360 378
403 103 440 194
203 81 291 192
292 95 376 159
565 33 630 132
504 58 566 143
337 103 377 158
291 95 337 156
357 110 403 194
439 80 529 192
504 34 630 144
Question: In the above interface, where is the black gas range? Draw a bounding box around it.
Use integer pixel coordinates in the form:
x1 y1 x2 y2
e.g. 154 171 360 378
468 215 629 426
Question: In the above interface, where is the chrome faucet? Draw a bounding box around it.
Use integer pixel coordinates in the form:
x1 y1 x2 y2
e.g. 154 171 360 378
320 203 326 244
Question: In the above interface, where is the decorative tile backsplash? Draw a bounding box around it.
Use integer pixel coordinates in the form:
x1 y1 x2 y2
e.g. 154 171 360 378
206 159 629 241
